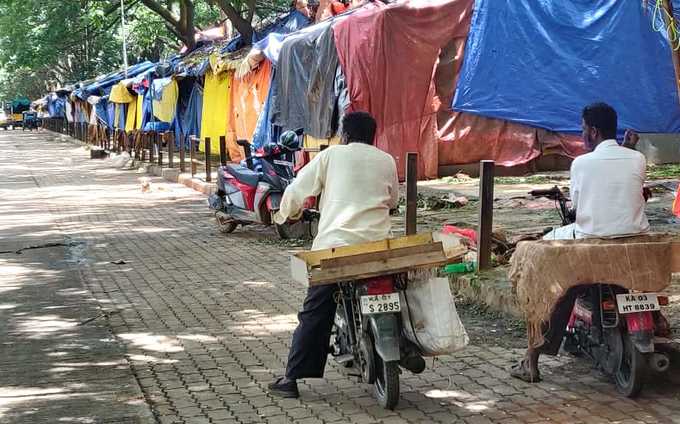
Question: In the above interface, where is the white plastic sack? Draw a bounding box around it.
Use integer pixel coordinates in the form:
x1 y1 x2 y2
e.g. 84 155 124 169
109 152 131 168
401 269 469 356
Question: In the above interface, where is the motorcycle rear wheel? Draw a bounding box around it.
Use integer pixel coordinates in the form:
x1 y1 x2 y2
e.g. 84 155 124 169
275 220 308 239
374 356 400 410
615 333 645 398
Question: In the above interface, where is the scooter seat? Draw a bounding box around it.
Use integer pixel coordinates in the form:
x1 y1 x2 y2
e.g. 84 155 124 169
225 164 260 188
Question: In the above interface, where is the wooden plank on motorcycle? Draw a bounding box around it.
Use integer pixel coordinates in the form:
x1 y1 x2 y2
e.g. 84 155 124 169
296 232 435 268
308 250 451 286
671 242 680 273
319 242 444 269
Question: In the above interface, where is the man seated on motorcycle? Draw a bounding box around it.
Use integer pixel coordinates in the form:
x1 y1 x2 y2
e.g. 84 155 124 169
511 102 650 383
267 111 401 398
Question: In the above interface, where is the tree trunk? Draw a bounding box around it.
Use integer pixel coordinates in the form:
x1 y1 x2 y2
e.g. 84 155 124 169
210 0 255 42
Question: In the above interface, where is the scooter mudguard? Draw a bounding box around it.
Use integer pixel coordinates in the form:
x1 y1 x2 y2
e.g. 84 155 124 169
208 194 224 211
368 314 401 362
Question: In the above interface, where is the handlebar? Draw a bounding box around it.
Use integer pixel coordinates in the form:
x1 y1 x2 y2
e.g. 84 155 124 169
529 186 565 200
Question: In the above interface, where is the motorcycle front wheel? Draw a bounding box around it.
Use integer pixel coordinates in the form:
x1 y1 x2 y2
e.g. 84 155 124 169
374 355 400 410
614 333 646 398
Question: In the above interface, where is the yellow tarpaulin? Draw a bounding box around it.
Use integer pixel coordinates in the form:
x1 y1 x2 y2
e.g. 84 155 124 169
125 96 137 132
109 82 135 104
152 79 179 123
136 94 144 130
200 70 232 152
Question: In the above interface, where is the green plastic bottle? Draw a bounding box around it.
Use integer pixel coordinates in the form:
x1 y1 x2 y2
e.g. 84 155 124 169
443 262 476 274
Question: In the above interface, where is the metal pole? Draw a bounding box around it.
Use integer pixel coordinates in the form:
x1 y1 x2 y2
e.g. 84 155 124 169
120 0 129 76
477 160 495 271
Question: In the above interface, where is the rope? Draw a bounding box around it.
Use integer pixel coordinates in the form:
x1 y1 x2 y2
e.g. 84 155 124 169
652 0 680 51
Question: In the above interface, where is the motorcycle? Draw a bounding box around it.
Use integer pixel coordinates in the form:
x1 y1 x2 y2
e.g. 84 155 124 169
331 273 425 410
530 186 672 397
208 131 318 239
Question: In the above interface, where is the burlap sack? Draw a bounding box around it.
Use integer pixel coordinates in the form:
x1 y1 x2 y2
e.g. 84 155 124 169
509 234 675 348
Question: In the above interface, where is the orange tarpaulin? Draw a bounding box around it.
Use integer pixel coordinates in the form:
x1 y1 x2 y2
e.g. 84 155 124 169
230 61 272 162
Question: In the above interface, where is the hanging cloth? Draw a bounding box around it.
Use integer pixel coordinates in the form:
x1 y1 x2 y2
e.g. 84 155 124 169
152 79 179 123
200 70 232 152
125 96 137 132
231 60 272 161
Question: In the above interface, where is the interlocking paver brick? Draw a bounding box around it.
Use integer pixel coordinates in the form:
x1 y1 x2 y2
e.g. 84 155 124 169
2 131 679 424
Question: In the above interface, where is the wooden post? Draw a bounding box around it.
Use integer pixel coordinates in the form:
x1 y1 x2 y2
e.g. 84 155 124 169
477 160 495 271
190 136 197 177
219 135 227 167
150 132 156 163
405 152 418 235
157 133 163 167
179 135 186 172
167 133 174 168
204 137 212 182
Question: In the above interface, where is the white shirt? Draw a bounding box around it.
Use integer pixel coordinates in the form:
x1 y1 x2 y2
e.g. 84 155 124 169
278 143 399 250
571 139 650 238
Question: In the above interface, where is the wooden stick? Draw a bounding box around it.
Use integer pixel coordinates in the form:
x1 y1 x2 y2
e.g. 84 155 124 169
477 160 495 270
405 152 418 235
205 137 212 182
219 135 227 167
190 136 197 177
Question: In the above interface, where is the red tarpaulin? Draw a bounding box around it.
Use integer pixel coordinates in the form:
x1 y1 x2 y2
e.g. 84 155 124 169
334 0 585 179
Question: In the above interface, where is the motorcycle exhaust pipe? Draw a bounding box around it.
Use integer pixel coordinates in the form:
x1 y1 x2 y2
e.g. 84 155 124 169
648 352 670 373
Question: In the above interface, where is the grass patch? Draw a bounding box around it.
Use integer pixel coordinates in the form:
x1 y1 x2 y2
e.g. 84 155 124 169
647 163 680 180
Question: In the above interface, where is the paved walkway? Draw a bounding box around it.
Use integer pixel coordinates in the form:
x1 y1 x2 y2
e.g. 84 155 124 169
1 130 679 424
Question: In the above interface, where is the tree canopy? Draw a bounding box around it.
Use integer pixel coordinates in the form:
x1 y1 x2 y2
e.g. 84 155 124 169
0 0 291 100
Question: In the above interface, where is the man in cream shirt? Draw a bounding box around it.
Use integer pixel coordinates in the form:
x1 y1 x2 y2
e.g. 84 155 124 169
268 111 399 398
512 102 650 383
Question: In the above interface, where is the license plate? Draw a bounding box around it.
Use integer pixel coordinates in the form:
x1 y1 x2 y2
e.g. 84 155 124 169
360 293 401 315
616 293 660 314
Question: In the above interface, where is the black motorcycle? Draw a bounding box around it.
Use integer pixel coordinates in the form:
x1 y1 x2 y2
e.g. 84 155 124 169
332 273 425 410
531 186 672 397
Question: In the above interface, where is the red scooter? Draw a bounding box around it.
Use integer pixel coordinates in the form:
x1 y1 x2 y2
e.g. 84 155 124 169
208 131 317 239
531 186 672 397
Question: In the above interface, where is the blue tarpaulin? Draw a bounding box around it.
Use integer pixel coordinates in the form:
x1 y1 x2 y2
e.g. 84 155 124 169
452 0 680 134
47 94 66 118
179 82 203 147
78 61 156 99
252 69 281 149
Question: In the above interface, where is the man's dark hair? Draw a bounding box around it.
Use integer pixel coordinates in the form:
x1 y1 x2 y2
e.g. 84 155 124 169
341 111 377 145
582 102 617 140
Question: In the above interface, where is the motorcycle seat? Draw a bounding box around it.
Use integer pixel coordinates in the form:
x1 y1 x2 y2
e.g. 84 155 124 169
225 164 260 188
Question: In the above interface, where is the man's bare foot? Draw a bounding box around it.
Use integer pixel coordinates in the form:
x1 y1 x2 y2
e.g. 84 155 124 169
510 359 541 383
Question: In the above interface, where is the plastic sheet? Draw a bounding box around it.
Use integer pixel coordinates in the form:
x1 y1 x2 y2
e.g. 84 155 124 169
453 0 680 134
109 82 135 104
200 70 232 152
232 60 272 155
152 78 179 123
125 97 137 132
181 82 203 147
334 0 474 179
252 11 312 65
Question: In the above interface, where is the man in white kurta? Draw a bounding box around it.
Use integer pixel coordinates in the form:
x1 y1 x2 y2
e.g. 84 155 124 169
268 112 399 398
513 102 650 383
